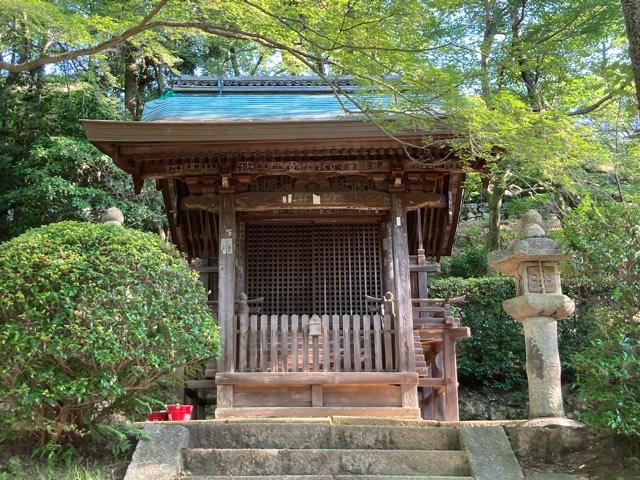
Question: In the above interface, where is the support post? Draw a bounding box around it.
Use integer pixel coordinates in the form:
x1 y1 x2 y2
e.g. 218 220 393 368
217 195 236 410
382 220 395 295
390 194 418 408
415 208 429 301
235 221 246 295
442 330 460 421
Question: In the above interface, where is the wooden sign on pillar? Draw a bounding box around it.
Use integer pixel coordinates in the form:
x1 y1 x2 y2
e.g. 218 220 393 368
218 195 236 374
217 194 236 408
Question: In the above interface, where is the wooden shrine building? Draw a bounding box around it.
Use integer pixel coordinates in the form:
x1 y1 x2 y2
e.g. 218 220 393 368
83 76 470 421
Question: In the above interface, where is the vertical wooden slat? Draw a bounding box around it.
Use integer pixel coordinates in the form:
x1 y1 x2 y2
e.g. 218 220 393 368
280 314 288 372
259 314 268 372
346 226 353 313
343 315 351 372
363 314 372 372
322 315 330 372
312 336 320 372
238 312 248 372
291 314 299 372
249 314 258 372
270 314 278 372
374 314 383 372
332 314 340 372
301 314 309 372
361 227 367 314
383 311 394 371
352 314 361 372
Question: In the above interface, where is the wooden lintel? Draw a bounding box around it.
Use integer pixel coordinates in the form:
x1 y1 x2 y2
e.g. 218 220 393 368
182 191 445 212
215 372 419 385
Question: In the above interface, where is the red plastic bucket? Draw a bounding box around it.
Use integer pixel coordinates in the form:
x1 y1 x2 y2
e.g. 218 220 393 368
166 404 193 421
147 411 168 422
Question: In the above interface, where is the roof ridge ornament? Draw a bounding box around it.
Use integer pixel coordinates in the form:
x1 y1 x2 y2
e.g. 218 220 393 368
173 75 363 93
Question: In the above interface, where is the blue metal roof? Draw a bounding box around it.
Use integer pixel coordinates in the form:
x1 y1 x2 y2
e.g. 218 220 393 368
141 91 386 121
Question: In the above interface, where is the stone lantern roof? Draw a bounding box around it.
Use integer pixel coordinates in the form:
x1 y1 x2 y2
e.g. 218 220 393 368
488 209 566 276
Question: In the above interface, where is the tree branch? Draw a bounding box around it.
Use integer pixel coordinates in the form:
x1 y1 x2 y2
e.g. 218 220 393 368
0 0 170 73
569 83 629 116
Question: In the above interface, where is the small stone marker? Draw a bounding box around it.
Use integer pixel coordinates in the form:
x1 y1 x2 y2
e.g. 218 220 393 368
489 210 575 420
101 206 124 226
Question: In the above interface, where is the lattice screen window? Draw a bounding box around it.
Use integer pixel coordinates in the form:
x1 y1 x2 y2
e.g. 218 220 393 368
246 223 382 315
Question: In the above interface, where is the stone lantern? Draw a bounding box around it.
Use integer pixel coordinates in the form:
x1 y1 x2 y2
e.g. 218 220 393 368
489 210 575 419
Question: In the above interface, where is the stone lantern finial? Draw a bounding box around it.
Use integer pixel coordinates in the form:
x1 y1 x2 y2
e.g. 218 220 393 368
520 209 545 238
489 210 578 424
101 207 124 227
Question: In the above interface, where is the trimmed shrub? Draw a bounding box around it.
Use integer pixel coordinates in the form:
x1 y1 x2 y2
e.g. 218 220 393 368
440 245 488 278
0 221 218 445
429 276 524 390
430 275 593 392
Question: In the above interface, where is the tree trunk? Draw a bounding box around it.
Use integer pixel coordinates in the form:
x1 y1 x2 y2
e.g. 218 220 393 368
480 0 499 102
228 46 241 76
124 48 138 120
621 0 640 108
486 169 508 252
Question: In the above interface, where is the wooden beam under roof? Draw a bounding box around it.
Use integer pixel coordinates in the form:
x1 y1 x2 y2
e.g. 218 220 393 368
182 191 446 213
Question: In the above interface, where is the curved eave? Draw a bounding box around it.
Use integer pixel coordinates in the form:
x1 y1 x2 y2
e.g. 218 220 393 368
82 118 451 144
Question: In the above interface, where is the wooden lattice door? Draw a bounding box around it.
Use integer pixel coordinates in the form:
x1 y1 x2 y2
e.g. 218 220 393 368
246 223 383 315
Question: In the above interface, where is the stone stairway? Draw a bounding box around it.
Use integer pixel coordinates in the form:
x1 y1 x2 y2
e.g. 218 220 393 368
178 422 473 479
124 419 528 480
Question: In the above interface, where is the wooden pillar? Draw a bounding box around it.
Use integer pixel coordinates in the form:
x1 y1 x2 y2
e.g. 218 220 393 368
442 331 460 421
217 195 236 409
390 194 418 408
235 221 246 295
382 220 395 294
416 208 429 301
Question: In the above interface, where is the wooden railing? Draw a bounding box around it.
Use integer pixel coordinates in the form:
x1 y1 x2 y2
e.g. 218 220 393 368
233 313 398 373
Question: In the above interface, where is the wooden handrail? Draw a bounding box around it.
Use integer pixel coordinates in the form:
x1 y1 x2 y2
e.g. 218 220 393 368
411 294 468 306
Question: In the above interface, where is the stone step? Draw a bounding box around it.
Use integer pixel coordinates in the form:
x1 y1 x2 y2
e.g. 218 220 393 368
183 448 471 477
187 423 459 450
182 476 475 480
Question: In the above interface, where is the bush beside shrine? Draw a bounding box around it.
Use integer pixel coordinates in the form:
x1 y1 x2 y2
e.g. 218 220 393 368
0 221 218 445
429 276 526 390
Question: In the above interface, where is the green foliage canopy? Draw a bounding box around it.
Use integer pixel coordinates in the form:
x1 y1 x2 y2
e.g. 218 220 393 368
563 197 640 437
